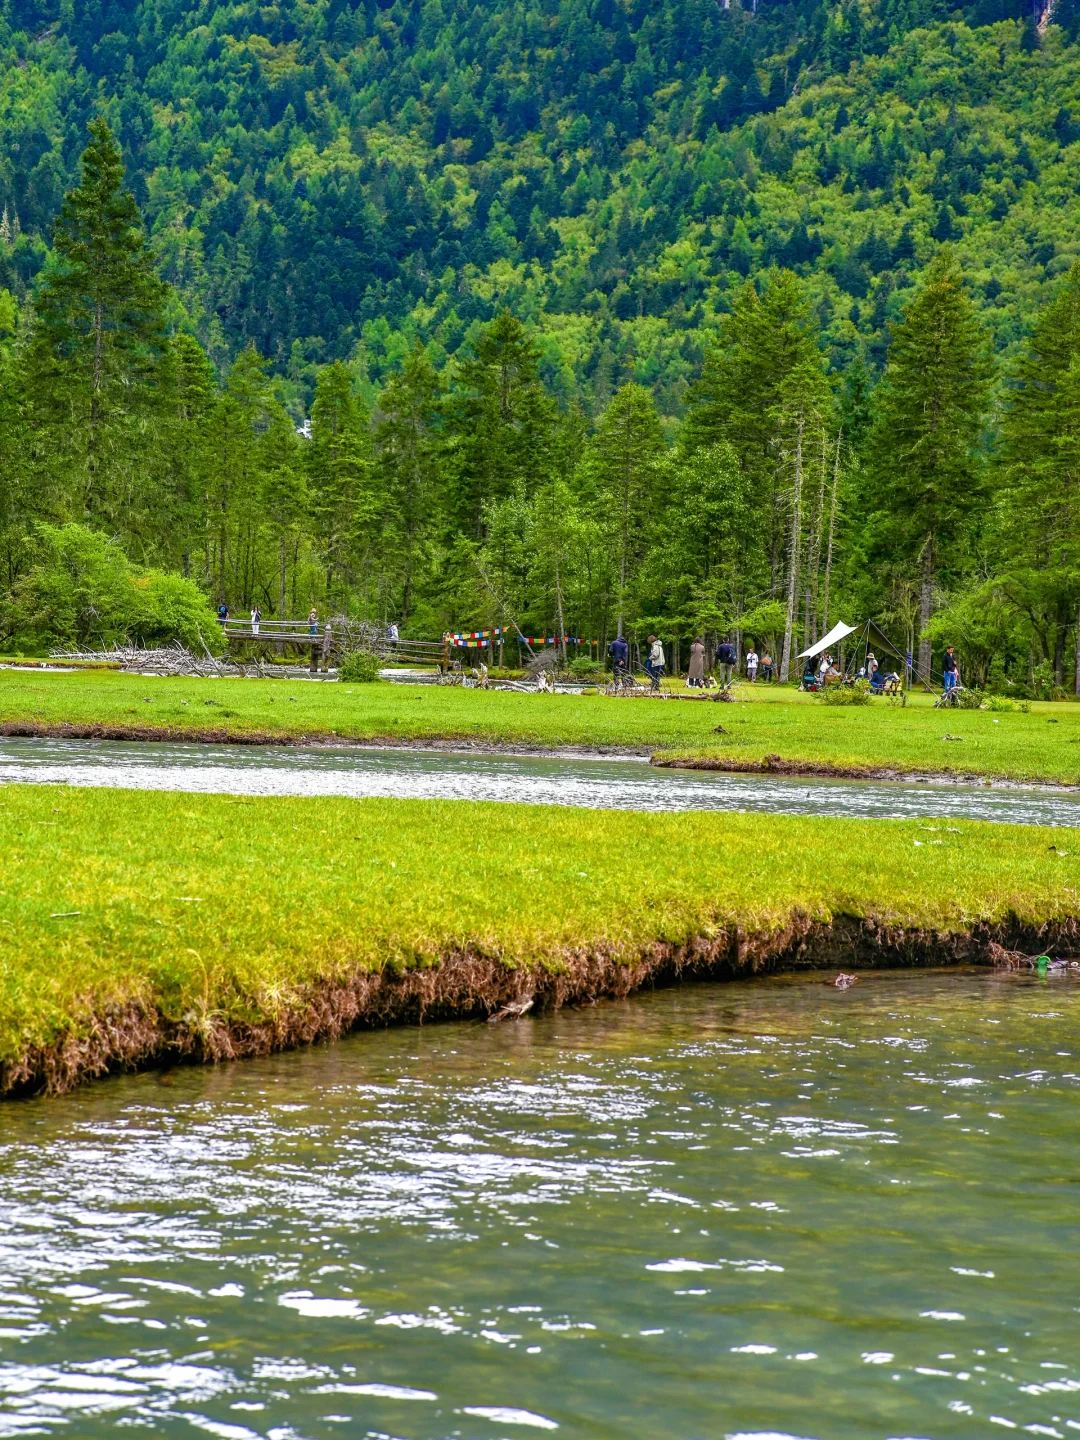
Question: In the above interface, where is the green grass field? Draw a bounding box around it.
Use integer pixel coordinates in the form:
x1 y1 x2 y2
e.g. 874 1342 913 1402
1 668 1078 783
2 782 1077 1087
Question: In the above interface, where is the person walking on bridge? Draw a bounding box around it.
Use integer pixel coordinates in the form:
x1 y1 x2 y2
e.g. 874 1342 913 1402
250 605 261 637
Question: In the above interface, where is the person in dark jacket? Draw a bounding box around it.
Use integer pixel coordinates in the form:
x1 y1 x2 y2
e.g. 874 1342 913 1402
717 639 736 687
608 635 629 679
942 646 959 693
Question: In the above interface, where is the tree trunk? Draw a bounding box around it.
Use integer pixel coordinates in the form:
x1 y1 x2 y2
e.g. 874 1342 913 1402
779 415 804 683
1075 601 1080 697
279 535 287 619
820 431 841 638
806 429 827 643
555 552 567 666
917 534 934 685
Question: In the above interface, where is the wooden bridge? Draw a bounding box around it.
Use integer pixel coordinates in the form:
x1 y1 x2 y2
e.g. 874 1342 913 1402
221 620 447 672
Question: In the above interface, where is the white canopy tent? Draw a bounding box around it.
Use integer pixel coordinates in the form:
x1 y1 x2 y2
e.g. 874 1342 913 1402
796 620 857 661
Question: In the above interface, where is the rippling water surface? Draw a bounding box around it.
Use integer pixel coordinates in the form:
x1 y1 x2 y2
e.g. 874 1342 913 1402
1 971 1079 1438
2 735 1080 825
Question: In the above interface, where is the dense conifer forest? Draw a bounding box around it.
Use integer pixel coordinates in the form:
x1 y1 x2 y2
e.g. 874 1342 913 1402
2 0 1080 692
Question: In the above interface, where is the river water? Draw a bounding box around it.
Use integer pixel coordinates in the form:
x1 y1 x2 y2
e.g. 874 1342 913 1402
1 735 1079 825
1 971 1078 1440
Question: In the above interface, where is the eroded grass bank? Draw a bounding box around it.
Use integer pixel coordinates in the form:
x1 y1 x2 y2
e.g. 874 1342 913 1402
1 668 1078 783
2 784 1079 1096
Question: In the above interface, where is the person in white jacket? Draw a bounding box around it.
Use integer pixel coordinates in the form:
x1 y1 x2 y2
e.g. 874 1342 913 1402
745 647 759 682
646 635 665 690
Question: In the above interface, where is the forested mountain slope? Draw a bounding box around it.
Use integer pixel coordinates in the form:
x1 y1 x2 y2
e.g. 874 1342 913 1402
1 0 1077 409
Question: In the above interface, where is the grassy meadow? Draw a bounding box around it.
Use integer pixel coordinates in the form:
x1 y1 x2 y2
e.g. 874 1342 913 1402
2 782 1078 1086
1 667 1078 783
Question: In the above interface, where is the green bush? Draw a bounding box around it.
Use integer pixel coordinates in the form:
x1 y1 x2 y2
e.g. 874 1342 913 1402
821 682 872 706
338 650 381 682
985 693 1031 713
4 523 223 653
569 656 605 680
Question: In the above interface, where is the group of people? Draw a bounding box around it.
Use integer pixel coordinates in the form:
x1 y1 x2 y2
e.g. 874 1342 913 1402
606 635 776 689
215 603 323 637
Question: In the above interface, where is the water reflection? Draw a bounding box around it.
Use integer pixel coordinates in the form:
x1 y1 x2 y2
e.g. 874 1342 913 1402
1 735 1080 826
0 971 1078 1437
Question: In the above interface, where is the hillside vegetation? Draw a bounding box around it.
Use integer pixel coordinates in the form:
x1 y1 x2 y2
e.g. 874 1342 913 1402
1 0 1078 403
2 0 1080 701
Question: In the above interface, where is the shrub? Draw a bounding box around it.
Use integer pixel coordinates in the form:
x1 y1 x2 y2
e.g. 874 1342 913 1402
338 650 381 682
569 656 605 680
985 694 1030 714
5 523 223 653
821 683 871 705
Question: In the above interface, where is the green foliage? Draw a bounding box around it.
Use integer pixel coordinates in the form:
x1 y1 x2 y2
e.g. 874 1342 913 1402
23 119 167 532
4 523 224 652
338 650 381 683
6 25 1080 700
822 682 872 704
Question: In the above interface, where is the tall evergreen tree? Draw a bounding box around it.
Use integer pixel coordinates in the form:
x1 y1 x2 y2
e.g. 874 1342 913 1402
25 118 167 532
446 310 553 539
308 361 377 612
997 261 1080 688
867 253 991 680
583 383 665 639
376 342 443 626
683 269 829 601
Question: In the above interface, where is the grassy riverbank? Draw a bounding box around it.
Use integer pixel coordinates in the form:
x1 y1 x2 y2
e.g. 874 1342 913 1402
2 782 1078 1094
1 667 1078 783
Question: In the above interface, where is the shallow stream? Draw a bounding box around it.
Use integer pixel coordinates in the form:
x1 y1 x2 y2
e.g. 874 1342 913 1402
1 735 1080 825
1 971 1079 1438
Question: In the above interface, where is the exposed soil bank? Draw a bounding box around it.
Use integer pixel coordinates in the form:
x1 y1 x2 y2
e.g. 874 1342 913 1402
654 751 1080 792
4 915 1073 1099
0 719 651 757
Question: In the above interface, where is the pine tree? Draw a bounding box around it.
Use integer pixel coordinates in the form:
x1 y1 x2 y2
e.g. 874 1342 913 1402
308 361 377 612
261 406 307 620
998 261 1080 689
26 118 167 530
683 269 829 601
150 332 216 576
376 342 443 625
445 310 554 538
207 345 272 607
584 383 665 639
868 252 991 681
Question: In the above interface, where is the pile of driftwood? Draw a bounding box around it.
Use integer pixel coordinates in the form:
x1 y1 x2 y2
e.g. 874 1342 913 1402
48 640 319 679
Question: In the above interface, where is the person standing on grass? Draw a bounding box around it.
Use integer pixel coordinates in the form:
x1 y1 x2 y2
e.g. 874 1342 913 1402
645 635 665 688
251 604 261 636
608 634 629 679
688 637 706 688
717 637 736 687
746 646 759 683
761 651 774 683
943 645 959 693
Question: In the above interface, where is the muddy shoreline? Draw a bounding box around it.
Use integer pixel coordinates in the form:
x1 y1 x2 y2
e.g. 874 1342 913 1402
4 914 1075 1099
652 751 1080 792
1 719 1075 789
0 720 652 759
